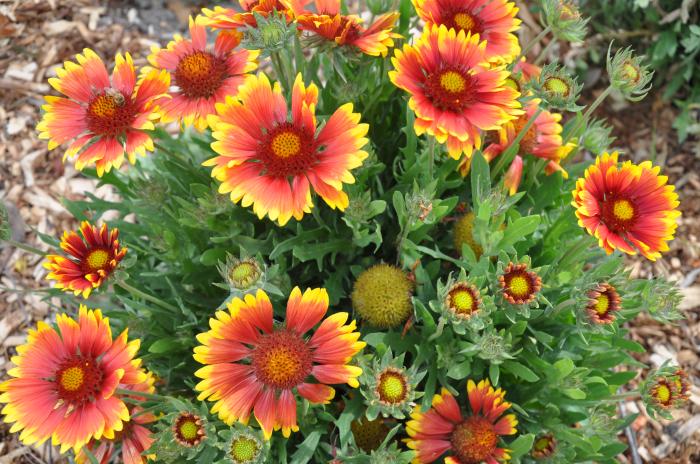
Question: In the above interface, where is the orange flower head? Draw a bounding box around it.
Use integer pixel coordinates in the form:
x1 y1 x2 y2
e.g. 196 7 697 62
194 288 365 439
406 379 517 463
173 411 206 448
205 73 368 225
499 262 541 305
202 1 293 29
44 221 127 299
585 283 621 324
412 0 521 62
389 24 521 159
572 152 681 261
484 100 575 195
0 306 145 453
37 49 169 176
76 371 157 464
148 16 258 131
288 0 401 56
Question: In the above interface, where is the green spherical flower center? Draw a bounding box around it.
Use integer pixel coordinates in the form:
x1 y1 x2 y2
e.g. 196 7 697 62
544 77 570 96
377 370 408 404
230 436 260 463
179 420 198 440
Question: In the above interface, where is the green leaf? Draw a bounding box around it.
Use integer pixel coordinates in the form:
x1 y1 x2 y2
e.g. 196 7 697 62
508 433 535 459
498 216 541 248
562 388 587 399
502 361 540 382
290 430 322 464
200 248 227 266
554 358 575 379
470 151 490 203
148 338 180 354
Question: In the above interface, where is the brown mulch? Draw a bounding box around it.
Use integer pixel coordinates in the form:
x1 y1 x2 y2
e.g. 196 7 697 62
0 1 699 463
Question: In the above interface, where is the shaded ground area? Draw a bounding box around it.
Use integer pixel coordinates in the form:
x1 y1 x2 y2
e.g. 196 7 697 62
0 0 698 462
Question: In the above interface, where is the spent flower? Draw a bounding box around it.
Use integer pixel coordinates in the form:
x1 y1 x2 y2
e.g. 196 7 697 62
352 263 414 329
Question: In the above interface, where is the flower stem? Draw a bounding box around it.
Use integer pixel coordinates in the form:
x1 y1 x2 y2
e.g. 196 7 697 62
116 281 179 312
607 391 641 401
534 38 557 65
515 25 552 64
427 136 436 180
491 107 543 180
115 387 169 402
566 85 613 144
2 239 46 256
271 51 293 94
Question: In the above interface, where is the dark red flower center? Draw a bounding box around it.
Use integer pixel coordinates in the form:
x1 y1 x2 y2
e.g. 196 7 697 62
451 416 498 464
446 10 483 34
511 116 538 156
175 51 228 99
424 67 475 112
87 90 137 137
252 329 312 389
54 355 104 405
258 123 319 177
601 195 636 232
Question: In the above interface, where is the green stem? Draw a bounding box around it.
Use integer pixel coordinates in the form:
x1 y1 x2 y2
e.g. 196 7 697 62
428 318 445 341
491 107 544 179
271 51 293 94
534 38 557 65
566 85 613 144
515 25 552 64
115 387 169 401
81 447 100 464
2 239 46 256
116 281 179 312
607 391 641 401
427 136 436 180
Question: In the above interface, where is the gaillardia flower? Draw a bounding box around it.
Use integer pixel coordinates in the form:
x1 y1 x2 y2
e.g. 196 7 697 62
44 221 127 298
352 264 414 329
572 152 681 261
585 283 621 325
412 0 521 63
202 2 293 30
76 371 157 464
288 0 400 57
360 350 425 419
205 73 368 225
37 49 169 176
445 281 482 319
173 411 206 448
484 100 575 195
406 379 517 463
194 288 365 439
148 16 258 131
0 306 145 453
531 433 556 459
499 262 541 305
389 24 521 159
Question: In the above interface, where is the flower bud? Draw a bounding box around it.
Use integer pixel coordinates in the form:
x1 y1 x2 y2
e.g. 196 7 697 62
607 44 653 102
541 0 589 43
532 433 557 459
218 256 263 290
582 118 615 154
242 12 296 55
530 63 583 112
643 365 692 418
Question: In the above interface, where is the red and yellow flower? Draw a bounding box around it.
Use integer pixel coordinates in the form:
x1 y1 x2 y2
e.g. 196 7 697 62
585 283 621 324
412 0 521 63
204 73 368 225
572 152 681 261
76 372 157 464
389 24 521 159
483 100 575 195
194 288 365 439
44 221 127 299
406 379 517 463
499 262 541 305
201 1 293 30
148 16 258 131
287 0 400 56
37 49 169 176
0 306 145 453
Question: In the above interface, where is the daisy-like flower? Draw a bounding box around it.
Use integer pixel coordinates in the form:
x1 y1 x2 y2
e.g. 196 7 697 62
194 288 365 439
531 433 556 459
498 262 541 305
37 49 169 176
205 73 368 225
44 221 127 299
445 281 482 319
585 283 621 325
0 306 145 453
172 411 206 448
201 2 293 30
76 371 157 464
287 0 401 57
572 152 681 261
148 16 258 131
412 0 521 63
406 379 517 464
484 100 576 195
389 24 521 159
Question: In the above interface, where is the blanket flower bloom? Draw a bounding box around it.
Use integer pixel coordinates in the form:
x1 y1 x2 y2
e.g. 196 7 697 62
572 152 680 261
484 100 575 195
287 0 400 56
406 379 517 463
193 288 365 439
44 221 127 299
499 262 541 305
0 306 145 453
389 24 521 159
201 1 293 29
204 73 368 225
148 16 258 131
37 49 169 176
585 282 621 325
76 371 157 464
412 0 521 63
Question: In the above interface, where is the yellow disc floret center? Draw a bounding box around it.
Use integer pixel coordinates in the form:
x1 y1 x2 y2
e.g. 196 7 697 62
179 420 198 440
509 275 530 297
60 366 85 391
612 199 634 221
440 71 467 94
378 371 407 403
271 131 302 158
594 294 609 315
231 437 258 463
253 330 312 389
88 94 118 118
231 262 257 283
621 62 640 83
86 249 110 270
453 290 474 314
655 384 671 403
178 51 214 79
453 12 476 31
544 77 570 96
